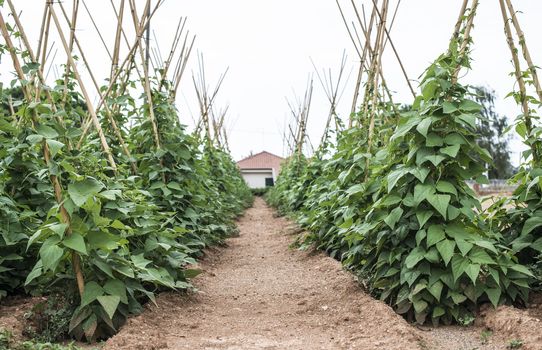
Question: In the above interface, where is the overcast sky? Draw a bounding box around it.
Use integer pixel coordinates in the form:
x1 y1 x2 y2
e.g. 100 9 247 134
2 1 542 164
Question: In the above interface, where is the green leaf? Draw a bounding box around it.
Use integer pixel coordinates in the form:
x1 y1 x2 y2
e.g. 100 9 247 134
49 223 68 238
468 248 495 265
521 216 542 236
427 225 446 247
532 237 542 252
111 220 130 230
104 279 127 304
62 233 87 255
509 264 534 277
436 181 457 196
99 190 121 200
473 240 498 254
416 229 427 246
68 178 105 207
46 139 64 157
423 154 446 167
405 247 426 269
81 281 104 308
26 134 44 144
427 193 450 219
449 291 467 304
459 99 482 112
436 239 455 265
412 167 430 182
416 118 433 137
131 254 152 269
36 125 58 138
413 183 434 205
413 299 428 313
387 168 409 192
86 231 119 251
416 210 433 228
444 133 465 145
442 101 458 114
96 295 120 319
432 306 445 318
440 144 461 158
426 133 443 147
39 243 64 272
457 113 477 129
465 264 481 284
456 240 473 256
183 269 202 279
25 261 43 285
428 281 443 301
384 207 403 229
486 288 501 308
451 255 469 282
391 116 422 141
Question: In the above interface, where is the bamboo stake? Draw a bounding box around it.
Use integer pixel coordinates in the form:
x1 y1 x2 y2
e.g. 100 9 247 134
61 0 80 106
127 0 162 150
365 0 388 167
81 0 112 59
452 0 470 41
39 3 52 72
111 0 125 79
77 0 160 147
498 0 539 162
504 0 542 103
35 1 49 61
56 1 138 174
0 12 85 298
6 0 71 149
369 0 415 98
49 4 118 172
452 0 478 84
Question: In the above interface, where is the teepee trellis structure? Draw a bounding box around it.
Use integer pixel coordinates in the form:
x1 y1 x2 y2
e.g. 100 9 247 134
0 10 86 298
311 52 349 155
498 0 541 164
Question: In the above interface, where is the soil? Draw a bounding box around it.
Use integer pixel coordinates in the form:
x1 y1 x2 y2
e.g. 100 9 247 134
0 296 44 343
3 198 542 349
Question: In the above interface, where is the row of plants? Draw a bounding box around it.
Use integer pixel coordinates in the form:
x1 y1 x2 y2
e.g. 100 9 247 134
268 4 540 325
0 7 252 344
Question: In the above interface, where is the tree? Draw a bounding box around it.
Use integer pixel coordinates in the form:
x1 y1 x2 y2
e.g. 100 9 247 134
471 86 514 179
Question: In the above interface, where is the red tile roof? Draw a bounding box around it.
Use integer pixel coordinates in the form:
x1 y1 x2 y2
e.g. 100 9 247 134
237 151 284 174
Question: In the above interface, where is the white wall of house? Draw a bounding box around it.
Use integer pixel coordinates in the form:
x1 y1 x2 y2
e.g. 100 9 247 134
241 169 274 189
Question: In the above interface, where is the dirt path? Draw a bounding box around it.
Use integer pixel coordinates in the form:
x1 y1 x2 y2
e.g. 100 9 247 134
104 198 423 350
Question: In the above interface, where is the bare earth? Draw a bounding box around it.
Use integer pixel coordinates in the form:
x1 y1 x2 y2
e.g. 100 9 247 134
101 198 542 350
104 198 422 350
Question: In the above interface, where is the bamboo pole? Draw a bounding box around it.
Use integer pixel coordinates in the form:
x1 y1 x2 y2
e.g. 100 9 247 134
35 1 50 61
369 0 415 98
48 4 118 172
6 0 72 149
504 0 542 103
127 0 162 150
452 0 478 84
498 0 539 162
61 0 80 106
111 0 125 79
77 0 161 146
56 1 138 174
365 0 388 173
0 12 85 298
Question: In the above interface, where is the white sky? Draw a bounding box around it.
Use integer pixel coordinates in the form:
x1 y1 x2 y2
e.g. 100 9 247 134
2 1 542 164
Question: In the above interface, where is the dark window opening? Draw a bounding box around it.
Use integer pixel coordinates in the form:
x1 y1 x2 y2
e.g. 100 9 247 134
265 177 274 187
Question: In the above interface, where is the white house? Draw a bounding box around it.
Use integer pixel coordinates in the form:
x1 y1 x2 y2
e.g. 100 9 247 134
237 151 284 189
